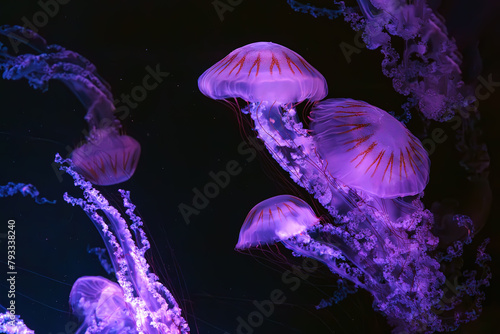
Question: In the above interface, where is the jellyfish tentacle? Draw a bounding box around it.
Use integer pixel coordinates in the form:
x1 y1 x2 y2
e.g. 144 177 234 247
0 26 141 186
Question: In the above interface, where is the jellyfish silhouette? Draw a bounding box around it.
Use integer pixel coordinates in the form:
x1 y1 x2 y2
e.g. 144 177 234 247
311 98 430 198
0 26 140 186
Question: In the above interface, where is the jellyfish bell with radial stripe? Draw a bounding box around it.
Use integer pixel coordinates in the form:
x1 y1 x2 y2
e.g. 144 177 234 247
236 194 320 249
71 129 141 186
198 41 328 104
311 98 430 198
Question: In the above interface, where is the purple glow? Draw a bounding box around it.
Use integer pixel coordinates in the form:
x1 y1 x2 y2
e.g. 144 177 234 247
288 0 471 121
71 129 141 186
199 41 491 333
198 41 328 104
0 26 140 186
57 154 190 333
312 98 430 198
69 276 136 332
235 194 319 249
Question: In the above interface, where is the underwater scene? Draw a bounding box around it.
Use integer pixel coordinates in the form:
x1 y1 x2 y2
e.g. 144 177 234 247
0 1 499 333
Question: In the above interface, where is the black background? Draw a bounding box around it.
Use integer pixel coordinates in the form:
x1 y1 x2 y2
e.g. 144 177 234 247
0 0 499 333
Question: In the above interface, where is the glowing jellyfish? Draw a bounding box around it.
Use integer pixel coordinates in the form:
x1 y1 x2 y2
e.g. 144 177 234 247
288 0 469 121
200 42 490 332
311 98 430 198
198 41 327 104
69 276 136 332
0 26 140 186
57 154 190 333
235 195 319 249
236 195 491 332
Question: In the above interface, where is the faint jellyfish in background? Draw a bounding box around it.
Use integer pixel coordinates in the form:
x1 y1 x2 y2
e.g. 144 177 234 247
288 0 470 122
0 26 140 186
311 98 430 198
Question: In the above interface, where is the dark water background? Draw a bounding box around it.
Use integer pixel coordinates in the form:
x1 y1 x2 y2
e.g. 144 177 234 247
0 0 499 333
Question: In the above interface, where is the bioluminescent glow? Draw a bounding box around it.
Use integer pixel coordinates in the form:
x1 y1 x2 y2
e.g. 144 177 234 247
0 26 140 186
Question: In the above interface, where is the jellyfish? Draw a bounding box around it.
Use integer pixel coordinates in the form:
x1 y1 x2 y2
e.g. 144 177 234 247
0 26 140 186
235 195 320 248
56 154 190 334
287 0 470 122
236 195 490 333
311 98 430 198
199 41 491 332
198 42 338 208
0 159 190 333
69 276 136 333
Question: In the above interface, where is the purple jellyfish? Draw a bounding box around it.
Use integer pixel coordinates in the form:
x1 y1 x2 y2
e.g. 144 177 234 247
311 98 430 198
0 26 140 186
56 154 190 333
236 195 491 333
235 195 320 248
69 276 136 333
198 41 327 104
288 0 471 122
200 42 491 332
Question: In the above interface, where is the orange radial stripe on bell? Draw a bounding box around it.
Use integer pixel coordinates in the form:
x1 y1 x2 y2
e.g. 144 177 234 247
382 152 394 182
405 146 417 175
366 149 385 176
228 55 247 76
351 142 377 167
399 149 408 179
215 53 238 76
283 52 302 75
335 123 370 134
269 53 281 75
343 134 372 152
248 55 261 77
297 57 314 74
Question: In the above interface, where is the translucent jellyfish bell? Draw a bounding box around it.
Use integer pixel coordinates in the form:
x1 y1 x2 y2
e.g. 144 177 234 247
198 41 327 104
311 98 430 198
236 194 319 249
72 129 141 186
69 276 136 332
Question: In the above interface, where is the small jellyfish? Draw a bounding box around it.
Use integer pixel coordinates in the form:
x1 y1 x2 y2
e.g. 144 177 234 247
311 98 430 198
236 194 320 249
72 129 140 186
69 276 136 333
0 26 140 186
